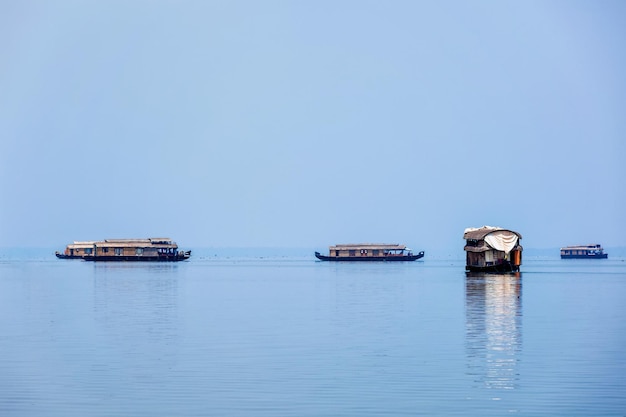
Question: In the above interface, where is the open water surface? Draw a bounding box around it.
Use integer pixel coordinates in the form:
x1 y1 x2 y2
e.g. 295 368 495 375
1 249 625 416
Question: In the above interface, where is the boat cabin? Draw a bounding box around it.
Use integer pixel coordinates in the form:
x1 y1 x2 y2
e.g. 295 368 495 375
329 244 411 259
92 238 175 257
464 226 523 272
59 241 97 258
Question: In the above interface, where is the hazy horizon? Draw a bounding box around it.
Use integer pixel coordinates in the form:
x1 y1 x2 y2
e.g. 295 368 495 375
2 1 625 252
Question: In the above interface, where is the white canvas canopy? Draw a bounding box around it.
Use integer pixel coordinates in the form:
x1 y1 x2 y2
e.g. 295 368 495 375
484 230 519 255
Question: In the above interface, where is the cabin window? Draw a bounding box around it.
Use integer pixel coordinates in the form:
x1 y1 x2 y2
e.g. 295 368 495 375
85 248 93 255
136 248 143 255
115 248 123 255
373 250 379 256
102 248 109 254
349 250 356 256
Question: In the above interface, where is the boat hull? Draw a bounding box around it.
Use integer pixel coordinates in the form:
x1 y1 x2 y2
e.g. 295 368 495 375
465 262 519 273
55 252 84 259
315 251 424 262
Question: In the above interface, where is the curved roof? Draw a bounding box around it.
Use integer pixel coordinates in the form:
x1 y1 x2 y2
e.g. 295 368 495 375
330 243 406 250
463 226 522 241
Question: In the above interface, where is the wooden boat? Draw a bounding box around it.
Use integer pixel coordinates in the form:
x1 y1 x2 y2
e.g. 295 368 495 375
56 238 191 262
464 226 522 273
315 244 424 262
560 244 608 259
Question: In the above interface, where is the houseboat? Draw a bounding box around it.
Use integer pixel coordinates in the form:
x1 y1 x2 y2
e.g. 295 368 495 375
315 243 424 262
464 226 522 273
56 238 191 262
560 244 608 259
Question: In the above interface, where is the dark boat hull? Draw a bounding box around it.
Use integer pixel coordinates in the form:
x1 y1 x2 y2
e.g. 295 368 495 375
55 252 83 259
465 262 519 273
561 254 608 259
315 251 424 262
83 251 191 262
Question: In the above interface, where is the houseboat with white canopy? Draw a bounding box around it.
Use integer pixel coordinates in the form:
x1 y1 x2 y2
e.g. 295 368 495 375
315 243 424 262
56 238 191 262
464 226 522 272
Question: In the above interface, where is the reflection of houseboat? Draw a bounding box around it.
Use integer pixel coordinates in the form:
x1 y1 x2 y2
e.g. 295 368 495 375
315 244 424 261
56 238 191 262
464 226 522 272
560 244 608 259
465 272 522 390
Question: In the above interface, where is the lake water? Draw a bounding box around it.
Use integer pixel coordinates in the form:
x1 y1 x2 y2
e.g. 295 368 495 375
1 249 625 416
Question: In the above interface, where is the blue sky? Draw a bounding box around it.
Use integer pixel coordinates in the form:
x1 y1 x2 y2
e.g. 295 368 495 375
1 1 625 253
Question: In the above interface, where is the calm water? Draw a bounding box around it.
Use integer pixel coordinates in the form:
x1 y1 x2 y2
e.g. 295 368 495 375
1 249 625 416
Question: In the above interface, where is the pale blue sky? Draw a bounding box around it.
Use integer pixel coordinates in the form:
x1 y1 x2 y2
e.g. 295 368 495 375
1 1 625 253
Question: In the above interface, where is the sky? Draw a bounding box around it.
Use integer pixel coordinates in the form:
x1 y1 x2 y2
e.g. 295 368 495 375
1 0 625 254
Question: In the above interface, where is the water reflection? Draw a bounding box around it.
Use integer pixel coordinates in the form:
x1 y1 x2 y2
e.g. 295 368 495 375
92 264 180 372
465 272 522 390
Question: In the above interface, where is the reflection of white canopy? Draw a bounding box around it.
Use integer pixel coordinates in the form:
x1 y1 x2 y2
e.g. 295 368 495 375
484 230 519 254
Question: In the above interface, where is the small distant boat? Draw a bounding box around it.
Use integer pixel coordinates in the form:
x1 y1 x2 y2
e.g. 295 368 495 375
56 238 191 262
560 244 608 259
464 226 523 273
315 244 424 262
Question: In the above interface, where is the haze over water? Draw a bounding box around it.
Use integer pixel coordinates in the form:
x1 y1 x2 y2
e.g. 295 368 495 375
1 249 625 416
2 2 625 251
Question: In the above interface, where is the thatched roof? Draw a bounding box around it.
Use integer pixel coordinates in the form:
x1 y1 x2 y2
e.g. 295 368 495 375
67 242 96 249
330 243 406 250
463 243 491 253
104 238 154 243
64 238 177 249
463 226 522 241
97 238 177 248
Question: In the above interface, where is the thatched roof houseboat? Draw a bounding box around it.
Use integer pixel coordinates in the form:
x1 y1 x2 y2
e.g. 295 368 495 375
56 238 191 262
315 243 424 262
463 227 522 272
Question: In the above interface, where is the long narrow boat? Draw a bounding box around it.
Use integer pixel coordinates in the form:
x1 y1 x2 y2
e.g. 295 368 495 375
560 244 608 259
315 244 424 262
56 238 191 262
